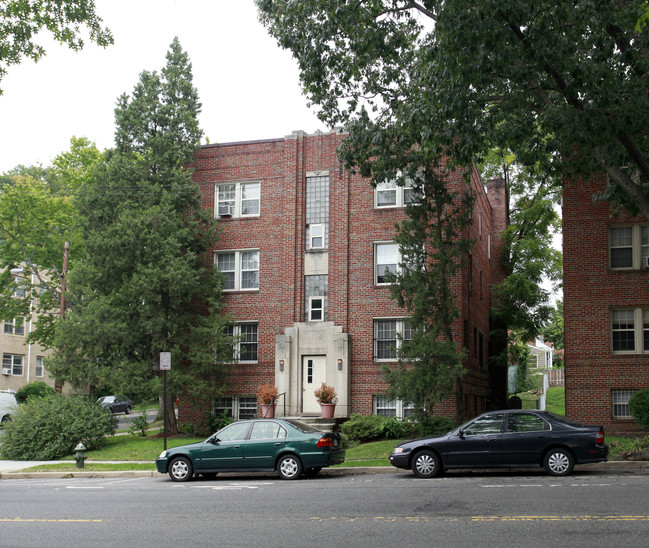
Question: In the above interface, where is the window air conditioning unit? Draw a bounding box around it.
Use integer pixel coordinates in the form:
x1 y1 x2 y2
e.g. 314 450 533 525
2 368 11 375
218 204 233 217
642 256 649 269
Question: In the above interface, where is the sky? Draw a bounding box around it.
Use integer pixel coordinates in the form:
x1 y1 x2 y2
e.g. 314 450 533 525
0 0 325 173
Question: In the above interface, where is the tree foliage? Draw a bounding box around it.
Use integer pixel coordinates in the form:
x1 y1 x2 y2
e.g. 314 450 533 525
0 0 113 94
258 0 649 218
0 137 102 347
50 38 232 434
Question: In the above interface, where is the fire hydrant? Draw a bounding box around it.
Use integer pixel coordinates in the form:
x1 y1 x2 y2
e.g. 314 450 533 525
74 442 86 469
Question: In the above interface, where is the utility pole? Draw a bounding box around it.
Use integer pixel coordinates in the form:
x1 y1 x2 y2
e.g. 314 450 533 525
60 241 69 319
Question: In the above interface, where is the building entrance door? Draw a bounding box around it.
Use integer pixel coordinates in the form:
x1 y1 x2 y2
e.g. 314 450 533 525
302 356 326 414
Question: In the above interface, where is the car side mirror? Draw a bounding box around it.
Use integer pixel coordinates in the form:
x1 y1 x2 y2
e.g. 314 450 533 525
458 429 465 439
208 436 219 444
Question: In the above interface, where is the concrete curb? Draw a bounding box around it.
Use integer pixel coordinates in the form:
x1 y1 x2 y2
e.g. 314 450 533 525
1 461 648 480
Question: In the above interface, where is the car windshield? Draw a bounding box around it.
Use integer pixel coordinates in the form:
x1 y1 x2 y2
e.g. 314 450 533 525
283 419 321 433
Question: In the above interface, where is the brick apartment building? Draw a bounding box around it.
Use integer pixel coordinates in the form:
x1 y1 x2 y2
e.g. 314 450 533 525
180 130 508 424
563 174 649 432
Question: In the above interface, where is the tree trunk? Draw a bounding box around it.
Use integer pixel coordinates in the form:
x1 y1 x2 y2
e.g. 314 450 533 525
163 389 179 436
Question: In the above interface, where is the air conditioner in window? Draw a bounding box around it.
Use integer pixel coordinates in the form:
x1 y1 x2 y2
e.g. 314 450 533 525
2 368 11 375
642 256 649 269
218 204 233 217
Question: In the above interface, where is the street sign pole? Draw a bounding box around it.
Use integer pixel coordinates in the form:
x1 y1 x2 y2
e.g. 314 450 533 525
160 352 171 451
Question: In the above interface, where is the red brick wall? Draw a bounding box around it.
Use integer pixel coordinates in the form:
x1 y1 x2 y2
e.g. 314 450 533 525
563 174 649 432
181 131 507 424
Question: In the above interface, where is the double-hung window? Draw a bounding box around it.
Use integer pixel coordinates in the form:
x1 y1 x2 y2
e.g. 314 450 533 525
226 323 258 362
3 318 24 336
374 396 416 418
216 250 259 291
35 356 44 377
374 319 413 360
611 308 649 354
612 389 636 419
375 242 401 285
2 354 23 376
610 225 649 269
375 176 419 208
215 182 260 218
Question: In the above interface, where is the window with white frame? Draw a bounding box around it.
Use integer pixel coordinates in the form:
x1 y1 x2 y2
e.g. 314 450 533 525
374 319 413 360
374 396 416 418
3 353 23 375
35 356 44 377
216 250 259 291
4 318 24 336
612 389 637 419
308 224 325 249
610 225 649 269
226 323 258 362
612 308 649 354
375 176 419 208
375 242 400 284
213 395 258 421
215 182 260 218
309 297 324 321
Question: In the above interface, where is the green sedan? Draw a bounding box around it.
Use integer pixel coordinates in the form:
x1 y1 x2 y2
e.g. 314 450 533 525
156 418 345 481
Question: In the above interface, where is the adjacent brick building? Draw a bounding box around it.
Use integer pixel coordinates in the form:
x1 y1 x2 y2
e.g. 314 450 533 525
563 174 649 432
181 130 508 424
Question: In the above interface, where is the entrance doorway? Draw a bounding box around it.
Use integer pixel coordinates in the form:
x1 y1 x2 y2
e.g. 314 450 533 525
302 355 326 414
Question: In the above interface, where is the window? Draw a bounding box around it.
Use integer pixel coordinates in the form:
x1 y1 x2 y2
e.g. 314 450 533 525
375 242 400 284
216 250 259 291
374 319 413 360
3 318 24 336
306 175 329 250
249 421 287 440
610 225 649 269
505 413 549 433
35 356 44 377
374 396 415 418
462 413 504 436
375 176 419 208
305 275 328 322
612 308 649 354
226 323 258 362
213 396 258 421
612 389 636 419
309 297 324 321
308 224 325 249
215 182 260 218
2 354 23 376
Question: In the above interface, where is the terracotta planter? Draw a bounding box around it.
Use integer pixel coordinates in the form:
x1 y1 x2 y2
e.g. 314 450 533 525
320 403 336 418
260 403 276 418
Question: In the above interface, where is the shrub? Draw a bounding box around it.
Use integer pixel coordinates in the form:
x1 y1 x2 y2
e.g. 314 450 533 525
314 383 337 404
379 416 414 439
341 413 386 442
412 416 456 437
15 381 56 403
127 413 150 437
629 388 649 430
0 394 117 460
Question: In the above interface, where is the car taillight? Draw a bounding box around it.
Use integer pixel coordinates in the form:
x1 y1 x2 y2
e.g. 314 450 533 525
317 437 334 448
596 430 605 444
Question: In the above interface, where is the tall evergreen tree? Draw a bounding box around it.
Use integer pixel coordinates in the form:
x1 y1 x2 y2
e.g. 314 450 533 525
51 38 231 433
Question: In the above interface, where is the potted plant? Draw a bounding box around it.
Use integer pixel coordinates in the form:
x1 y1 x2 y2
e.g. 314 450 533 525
314 383 337 418
257 383 278 418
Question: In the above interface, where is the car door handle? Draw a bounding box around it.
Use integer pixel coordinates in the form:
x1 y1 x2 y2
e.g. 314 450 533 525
233 445 240 449
275 442 282 446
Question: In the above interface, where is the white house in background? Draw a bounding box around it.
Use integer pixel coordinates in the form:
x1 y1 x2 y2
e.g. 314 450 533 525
528 338 553 370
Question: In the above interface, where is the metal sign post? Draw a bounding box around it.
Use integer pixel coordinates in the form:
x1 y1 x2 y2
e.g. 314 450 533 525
160 352 171 451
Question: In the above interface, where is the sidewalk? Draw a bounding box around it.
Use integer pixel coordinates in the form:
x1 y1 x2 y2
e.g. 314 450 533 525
1 460 648 479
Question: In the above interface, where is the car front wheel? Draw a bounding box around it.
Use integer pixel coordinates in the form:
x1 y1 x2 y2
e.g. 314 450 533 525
543 448 574 476
277 454 303 480
411 450 442 478
125 406 131 414
168 456 193 482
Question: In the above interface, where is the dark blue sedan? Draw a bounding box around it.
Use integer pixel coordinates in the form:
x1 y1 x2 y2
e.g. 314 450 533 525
389 410 609 477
